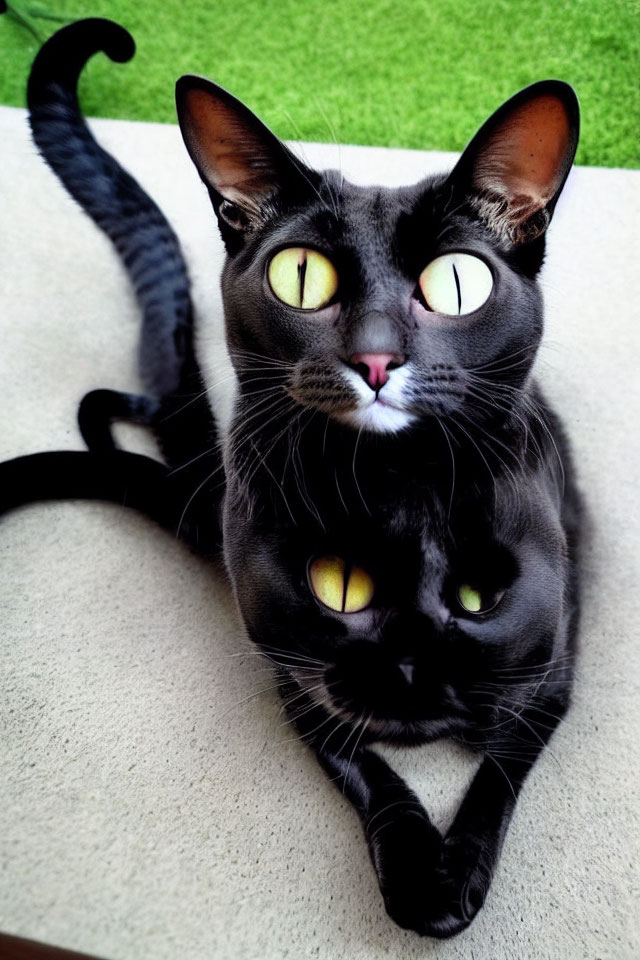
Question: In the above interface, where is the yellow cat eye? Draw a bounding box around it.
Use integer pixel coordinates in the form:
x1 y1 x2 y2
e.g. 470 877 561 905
308 556 375 613
457 584 504 615
268 247 338 310
419 253 493 315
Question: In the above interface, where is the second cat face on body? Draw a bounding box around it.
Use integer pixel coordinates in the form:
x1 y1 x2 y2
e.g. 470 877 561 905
227 480 568 744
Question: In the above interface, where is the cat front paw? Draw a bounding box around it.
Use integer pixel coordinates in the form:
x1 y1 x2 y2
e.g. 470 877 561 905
417 835 494 939
367 807 443 933
376 832 494 939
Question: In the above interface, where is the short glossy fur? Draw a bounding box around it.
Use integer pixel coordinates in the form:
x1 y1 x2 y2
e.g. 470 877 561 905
2 19 582 937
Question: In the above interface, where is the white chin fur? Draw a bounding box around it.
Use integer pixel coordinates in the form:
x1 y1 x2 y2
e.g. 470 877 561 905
334 365 416 434
337 401 416 433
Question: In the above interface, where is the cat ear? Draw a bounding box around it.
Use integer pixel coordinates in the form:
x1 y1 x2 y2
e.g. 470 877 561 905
448 80 579 245
176 75 317 239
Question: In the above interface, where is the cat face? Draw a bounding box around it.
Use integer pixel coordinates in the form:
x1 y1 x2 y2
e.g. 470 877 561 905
319 532 564 745
177 79 578 436
226 478 568 746
220 175 547 436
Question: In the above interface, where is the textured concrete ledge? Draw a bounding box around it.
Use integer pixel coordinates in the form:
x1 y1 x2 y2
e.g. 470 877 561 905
1 106 639 959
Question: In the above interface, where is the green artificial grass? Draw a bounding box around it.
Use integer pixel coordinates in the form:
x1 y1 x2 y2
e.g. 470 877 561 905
1 0 638 168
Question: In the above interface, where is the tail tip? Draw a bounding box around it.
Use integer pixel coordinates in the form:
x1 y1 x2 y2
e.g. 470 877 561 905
84 18 136 64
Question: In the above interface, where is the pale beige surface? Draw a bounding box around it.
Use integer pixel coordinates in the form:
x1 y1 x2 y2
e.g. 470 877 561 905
1 105 639 959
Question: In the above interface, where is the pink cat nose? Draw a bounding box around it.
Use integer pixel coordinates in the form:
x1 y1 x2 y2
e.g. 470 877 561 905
349 352 405 390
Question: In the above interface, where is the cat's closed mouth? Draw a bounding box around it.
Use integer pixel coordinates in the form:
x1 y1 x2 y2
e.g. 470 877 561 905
372 395 399 409
289 663 471 747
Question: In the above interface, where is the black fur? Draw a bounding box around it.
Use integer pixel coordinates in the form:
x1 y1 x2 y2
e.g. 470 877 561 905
28 19 187 399
2 19 583 938
27 20 220 528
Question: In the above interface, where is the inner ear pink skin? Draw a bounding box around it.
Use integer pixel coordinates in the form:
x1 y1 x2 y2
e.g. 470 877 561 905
183 88 276 201
474 94 571 204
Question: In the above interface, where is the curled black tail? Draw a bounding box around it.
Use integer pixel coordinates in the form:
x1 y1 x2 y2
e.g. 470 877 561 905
27 20 223 514
27 19 190 399
0 450 223 558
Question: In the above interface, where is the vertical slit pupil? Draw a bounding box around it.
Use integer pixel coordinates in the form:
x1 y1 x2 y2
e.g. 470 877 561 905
341 561 352 613
297 254 308 308
452 262 462 314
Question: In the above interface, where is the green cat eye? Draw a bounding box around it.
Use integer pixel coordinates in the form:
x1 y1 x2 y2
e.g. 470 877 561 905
458 584 483 613
268 247 338 310
419 253 493 316
457 583 504 615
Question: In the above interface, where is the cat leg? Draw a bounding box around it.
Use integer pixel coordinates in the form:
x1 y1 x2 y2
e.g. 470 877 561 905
281 681 444 934
419 697 570 938
326 744 447 933
284 676 569 938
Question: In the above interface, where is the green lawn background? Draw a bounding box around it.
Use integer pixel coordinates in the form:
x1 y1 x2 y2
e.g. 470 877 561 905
1 0 638 167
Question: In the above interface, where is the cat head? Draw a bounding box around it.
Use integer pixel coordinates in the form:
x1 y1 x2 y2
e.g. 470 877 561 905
176 78 578 436
227 481 570 745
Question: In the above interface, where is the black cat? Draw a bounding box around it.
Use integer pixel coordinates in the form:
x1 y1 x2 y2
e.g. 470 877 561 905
2 19 582 938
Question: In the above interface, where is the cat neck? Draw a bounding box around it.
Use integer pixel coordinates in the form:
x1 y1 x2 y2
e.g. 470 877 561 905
226 385 552 528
